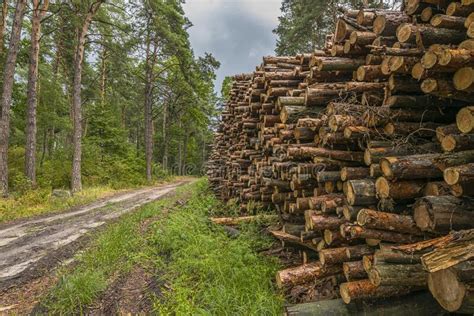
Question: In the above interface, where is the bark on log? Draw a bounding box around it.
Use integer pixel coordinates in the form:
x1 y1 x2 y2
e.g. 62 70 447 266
369 263 427 286
305 211 348 231
442 134 474 152
447 1 474 17
209 215 278 225
414 195 474 233
276 262 342 288
349 225 422 243
444 163 474 185
431 14 466 29
375 177 426 200
346 179 377 206
373 12 411 35
357 208 424 235
339 279 418 304
343 260 367 281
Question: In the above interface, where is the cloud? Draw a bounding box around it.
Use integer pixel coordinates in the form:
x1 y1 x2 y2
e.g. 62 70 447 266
183 0 282 95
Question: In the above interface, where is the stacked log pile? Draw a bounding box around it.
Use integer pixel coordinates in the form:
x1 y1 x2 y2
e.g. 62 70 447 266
208 3 474 313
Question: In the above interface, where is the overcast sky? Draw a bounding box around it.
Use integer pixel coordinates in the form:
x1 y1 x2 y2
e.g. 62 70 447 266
183 0 282 96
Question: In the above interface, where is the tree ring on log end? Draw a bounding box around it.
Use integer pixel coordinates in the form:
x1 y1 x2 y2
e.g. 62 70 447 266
428 269 466 312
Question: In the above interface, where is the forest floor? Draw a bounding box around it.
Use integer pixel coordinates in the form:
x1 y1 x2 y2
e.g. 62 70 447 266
0 178 194 314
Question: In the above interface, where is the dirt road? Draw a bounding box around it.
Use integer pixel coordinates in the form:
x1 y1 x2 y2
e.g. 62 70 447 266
0 179 192 292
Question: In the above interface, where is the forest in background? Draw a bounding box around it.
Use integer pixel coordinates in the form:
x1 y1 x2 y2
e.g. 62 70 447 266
0 0 219 198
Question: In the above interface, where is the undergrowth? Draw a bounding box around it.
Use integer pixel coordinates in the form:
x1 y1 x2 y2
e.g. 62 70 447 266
149 180 283 315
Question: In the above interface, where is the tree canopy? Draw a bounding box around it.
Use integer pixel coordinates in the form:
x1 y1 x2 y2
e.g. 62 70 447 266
0 0 219 194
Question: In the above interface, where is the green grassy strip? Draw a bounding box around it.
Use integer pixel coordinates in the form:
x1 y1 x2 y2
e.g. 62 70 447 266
42 179 283 315
148 180 283 315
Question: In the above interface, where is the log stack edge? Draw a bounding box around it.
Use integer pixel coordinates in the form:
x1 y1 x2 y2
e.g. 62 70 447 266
207 2 474 313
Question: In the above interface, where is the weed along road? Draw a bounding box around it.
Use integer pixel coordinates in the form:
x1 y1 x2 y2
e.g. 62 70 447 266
0 179 193 289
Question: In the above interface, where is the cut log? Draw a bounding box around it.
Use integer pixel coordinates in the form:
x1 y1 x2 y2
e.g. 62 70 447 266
305 211 348 231
346 179 377 206
413 195 474 233
373 247 423 264
457 106 474 133
383 122 438 138
270 230 319 251
349 31 377 46
339 279 418 304
375 177 426 200
446 1 474 17
340 167 370 181
320 244 373 265
444 163 474 185
369 263 427 286
357 208 424 235
349 225 422 243
343 260 367 281
209 215 278 225
276 262 342 288
439 49 474 68
421 230 474 272
430 14 466 29
373 12 411 35
442 133 474 152
453 66 474 92
380 154 445 180
428 262 474 313
316 57 366 71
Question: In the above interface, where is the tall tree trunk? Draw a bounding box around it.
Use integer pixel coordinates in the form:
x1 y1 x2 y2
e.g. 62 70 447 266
143 16 159 182
25 0 49 187
99 42 107 106
162 102 168 170
0 0 27 197
177 120 182 175
0 0 8 55
71 0 104 193
183 130 188 175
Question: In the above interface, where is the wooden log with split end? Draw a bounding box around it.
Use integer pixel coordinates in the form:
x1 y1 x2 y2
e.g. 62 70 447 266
276 261 342 288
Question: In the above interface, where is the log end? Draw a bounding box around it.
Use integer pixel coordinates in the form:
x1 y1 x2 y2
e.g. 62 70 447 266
397 23 413 43
375 177 390 199
413 203 431 232
444 167 460 185
428 268 466 312
373 15 385 35
379 158 394 179
453 67 474 91
421 52 438 69
441 135 456 152
421 78 438 94
339 283 352 304
456 107 474 134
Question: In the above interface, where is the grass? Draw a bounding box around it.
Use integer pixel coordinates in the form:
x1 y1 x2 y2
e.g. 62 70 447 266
149 180 284 315
0 186 122 224
41 179 283 315
0 177 176 224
